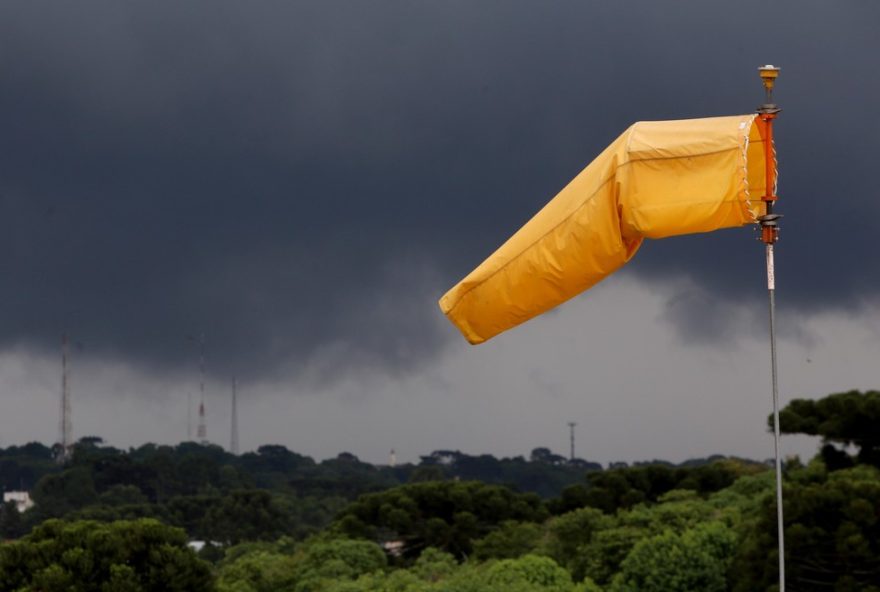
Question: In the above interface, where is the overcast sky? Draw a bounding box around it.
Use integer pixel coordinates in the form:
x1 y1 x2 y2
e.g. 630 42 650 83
1 1 878 465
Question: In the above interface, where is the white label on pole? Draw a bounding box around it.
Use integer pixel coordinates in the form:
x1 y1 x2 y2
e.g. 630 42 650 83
766 245 775 290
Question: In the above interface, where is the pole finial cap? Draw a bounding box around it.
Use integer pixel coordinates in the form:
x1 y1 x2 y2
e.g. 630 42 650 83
757 65 781 113
759 65 780 90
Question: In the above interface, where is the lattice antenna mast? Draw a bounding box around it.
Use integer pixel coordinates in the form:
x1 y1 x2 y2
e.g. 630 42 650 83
567 422 577 461
230 377 239 455
197 333 207 444
187 392 192 441
58 333 73 463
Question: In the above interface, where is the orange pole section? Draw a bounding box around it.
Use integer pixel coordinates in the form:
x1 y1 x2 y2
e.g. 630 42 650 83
760 112 778 244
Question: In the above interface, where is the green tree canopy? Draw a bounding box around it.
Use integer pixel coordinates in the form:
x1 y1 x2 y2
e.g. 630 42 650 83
201 489 293 545
611 522 736 592
485 555 574 592
777 390 880 465
335 481 548 559
0 518 213 592
0 500 24 540
294 538 387 580
550 459 759 515
216 550 297 592
472 520 544 560
732 463 880 592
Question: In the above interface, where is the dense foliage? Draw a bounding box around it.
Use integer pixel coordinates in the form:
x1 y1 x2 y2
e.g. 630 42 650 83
0 439 596 543
0 518 212 591
2 389 879 590
334 481 549 558
778 389 880 467
733 463 880 591
549 458 761 514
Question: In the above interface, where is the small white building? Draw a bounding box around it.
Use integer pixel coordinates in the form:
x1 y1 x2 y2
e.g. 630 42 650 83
382 540 405 557
187 540 221 552
3 491 34 513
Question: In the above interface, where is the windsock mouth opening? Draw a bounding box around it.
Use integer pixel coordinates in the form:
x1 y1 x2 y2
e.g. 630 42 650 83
743 114 777 223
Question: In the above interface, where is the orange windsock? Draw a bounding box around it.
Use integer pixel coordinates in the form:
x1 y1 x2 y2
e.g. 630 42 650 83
440 115 773 344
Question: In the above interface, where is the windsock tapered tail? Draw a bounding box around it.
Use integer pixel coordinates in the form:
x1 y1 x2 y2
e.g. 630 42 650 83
440 115 775 344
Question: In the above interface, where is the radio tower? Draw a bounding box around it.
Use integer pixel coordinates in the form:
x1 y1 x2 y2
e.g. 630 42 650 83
197 400 207 444
57 334 73 463
196 333 207 444
567 421 577 462
187 392 192 441
230 377 239 455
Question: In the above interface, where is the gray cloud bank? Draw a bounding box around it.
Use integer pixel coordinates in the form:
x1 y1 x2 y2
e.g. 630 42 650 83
1 1 878 382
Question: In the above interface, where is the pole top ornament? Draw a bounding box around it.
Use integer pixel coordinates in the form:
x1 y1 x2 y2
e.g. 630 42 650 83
758 65 781 113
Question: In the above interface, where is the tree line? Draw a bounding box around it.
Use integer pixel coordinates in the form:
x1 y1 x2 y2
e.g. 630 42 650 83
1 389 879 591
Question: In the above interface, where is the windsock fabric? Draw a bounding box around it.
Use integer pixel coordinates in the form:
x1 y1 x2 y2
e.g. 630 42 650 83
440 115 773 344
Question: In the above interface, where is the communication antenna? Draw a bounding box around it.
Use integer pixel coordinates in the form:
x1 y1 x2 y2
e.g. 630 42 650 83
230 377 239 455
187 392 192 441
198 398 207 444
57 333 73 463
567 422 576 461
193 333 208 444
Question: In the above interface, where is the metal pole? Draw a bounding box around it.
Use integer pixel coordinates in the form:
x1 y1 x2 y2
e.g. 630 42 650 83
757 64 784 592
767 245 785 591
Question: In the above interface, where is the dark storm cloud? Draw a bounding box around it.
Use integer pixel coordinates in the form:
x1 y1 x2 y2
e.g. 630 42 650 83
0 1 877 378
